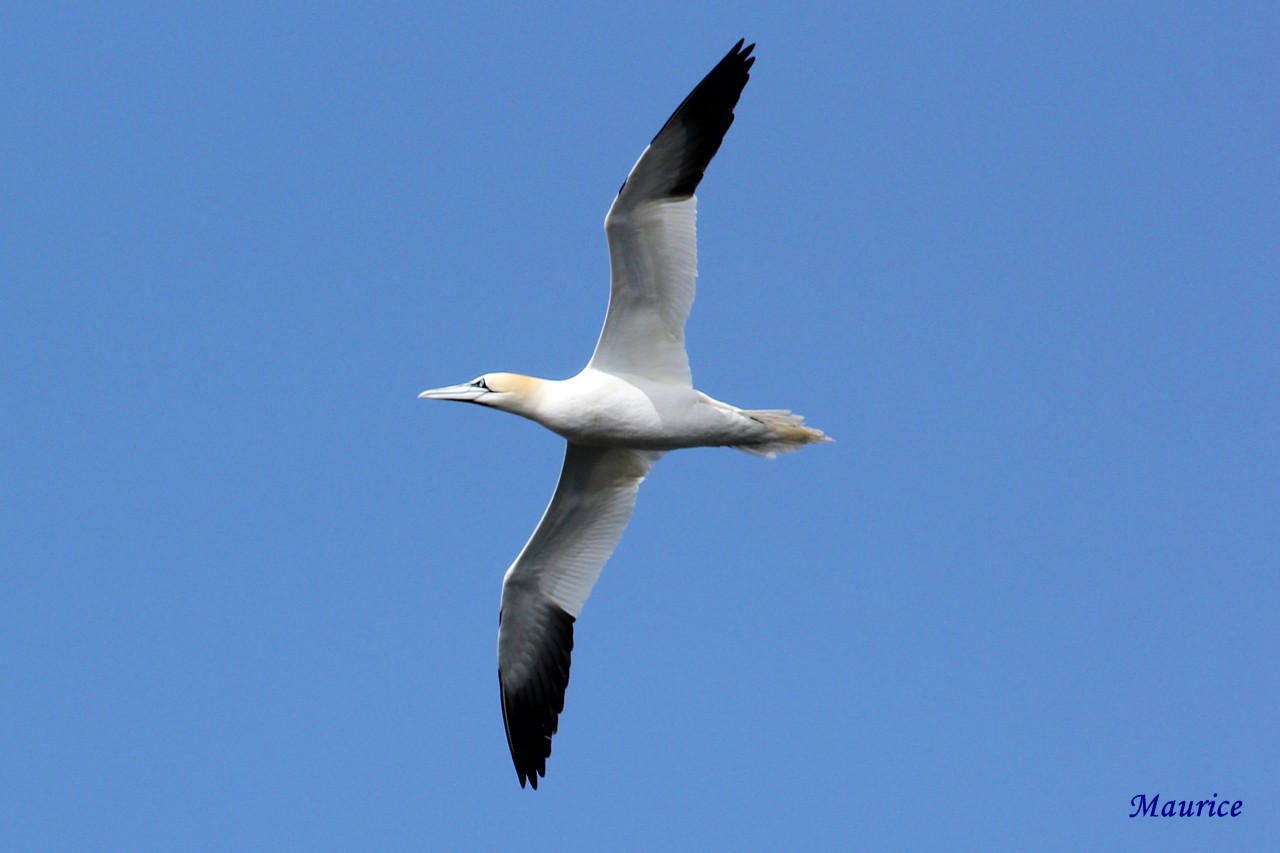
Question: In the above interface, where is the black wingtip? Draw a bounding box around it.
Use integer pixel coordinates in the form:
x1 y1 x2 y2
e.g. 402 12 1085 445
647 38 756 199
499 603 575 791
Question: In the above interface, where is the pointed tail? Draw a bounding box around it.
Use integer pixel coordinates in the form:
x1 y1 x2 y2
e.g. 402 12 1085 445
734 409 832 458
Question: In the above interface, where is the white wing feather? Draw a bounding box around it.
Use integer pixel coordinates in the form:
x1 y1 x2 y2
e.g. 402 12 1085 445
587 40 754 386
496 444 660 788
501 444 659 617
590 195 698 384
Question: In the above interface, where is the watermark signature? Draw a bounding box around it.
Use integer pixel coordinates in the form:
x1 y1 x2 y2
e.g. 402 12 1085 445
1130 793 1242 818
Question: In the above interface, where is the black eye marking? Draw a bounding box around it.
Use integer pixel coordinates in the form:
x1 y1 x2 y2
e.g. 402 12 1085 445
471 378 490 391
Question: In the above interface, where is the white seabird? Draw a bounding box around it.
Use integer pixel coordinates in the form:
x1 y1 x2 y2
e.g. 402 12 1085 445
420 39 829 789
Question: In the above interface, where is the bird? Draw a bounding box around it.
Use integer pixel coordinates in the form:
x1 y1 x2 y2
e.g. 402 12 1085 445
419 39 829 789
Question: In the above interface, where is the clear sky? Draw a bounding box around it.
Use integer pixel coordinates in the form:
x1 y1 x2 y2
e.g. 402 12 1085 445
3 3 1276 850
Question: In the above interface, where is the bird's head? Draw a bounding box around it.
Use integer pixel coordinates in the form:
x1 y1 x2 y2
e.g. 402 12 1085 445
418 372 543 415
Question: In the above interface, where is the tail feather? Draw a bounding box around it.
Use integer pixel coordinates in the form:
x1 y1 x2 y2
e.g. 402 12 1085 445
734 409 831 458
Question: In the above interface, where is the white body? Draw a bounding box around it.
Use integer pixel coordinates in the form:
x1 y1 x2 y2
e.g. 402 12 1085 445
506 368 776 450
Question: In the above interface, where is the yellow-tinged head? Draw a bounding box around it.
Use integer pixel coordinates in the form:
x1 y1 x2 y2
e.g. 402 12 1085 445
417 372 545 416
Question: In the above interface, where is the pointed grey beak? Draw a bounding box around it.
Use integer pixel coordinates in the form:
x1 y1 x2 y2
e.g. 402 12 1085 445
418 383 488 402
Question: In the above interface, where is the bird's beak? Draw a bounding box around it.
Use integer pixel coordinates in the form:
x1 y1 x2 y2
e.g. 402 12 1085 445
418 383 487 402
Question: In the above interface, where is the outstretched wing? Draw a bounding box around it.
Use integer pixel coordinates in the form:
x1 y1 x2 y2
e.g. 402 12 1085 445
497 444 661 789
587 40 755 386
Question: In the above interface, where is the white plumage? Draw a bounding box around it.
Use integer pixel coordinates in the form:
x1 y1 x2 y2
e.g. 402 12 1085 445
419 40 828 788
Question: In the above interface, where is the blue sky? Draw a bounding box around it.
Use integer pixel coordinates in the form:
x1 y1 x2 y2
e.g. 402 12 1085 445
3 3 1277 849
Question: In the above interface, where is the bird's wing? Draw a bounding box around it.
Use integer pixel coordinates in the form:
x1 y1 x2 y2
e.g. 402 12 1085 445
497 443 661 789
587 40 755 386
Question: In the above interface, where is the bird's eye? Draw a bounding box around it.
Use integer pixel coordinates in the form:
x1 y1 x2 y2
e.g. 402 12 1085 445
472 378 490 390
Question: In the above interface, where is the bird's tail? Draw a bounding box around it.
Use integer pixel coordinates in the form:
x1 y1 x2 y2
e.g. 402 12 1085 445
733 409 832 458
